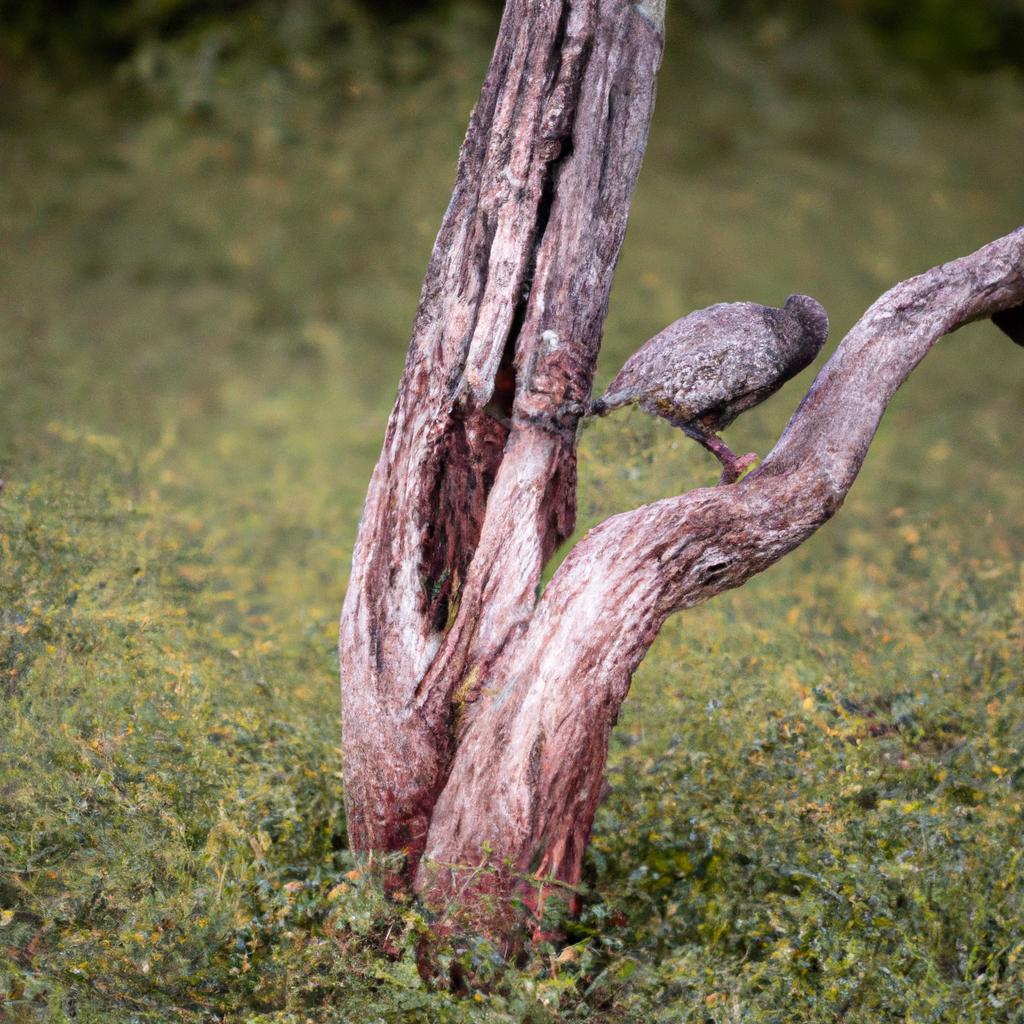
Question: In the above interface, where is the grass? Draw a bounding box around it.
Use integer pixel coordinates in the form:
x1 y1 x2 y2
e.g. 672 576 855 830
1 6 1023 1021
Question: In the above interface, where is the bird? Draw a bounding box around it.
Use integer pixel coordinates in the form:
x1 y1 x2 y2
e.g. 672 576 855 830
590 294 829 484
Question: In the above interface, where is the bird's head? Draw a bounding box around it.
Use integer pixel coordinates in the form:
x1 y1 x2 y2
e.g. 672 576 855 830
782 294 830 366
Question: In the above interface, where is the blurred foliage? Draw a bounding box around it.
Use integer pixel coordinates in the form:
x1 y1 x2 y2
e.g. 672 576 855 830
1 1 1024 1021
682 0 1024 77
1 0 1024 79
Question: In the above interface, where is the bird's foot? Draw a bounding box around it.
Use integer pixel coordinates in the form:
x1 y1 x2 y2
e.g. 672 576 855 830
718 451 758 486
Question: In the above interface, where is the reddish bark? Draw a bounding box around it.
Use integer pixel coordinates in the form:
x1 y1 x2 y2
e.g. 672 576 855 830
338 0 1024 947
340 0 664 866
417 229 1024 932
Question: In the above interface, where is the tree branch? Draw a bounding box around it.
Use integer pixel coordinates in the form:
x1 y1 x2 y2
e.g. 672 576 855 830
340 0 664 861
418 226 1024 923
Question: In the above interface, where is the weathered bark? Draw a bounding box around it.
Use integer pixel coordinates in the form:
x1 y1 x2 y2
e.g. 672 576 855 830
339 0 1023 948
340 0 664 867
417 228 1024 930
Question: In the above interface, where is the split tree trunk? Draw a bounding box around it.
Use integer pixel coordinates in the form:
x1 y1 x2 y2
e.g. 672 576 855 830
339 0 1024 948
339 0 665 873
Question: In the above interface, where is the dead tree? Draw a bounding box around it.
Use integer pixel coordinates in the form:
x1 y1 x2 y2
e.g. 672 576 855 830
338 0 1024 948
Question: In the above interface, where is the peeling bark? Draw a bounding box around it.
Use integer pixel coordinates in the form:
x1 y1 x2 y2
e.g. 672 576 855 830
339 0 1023 949
417 229 1024 930
339 0 664 864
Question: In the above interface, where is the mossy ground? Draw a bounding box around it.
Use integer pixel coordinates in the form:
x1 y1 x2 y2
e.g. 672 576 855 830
2 7 1023 1021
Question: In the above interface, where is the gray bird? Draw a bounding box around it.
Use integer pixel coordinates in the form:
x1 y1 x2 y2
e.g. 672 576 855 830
591 295 829 483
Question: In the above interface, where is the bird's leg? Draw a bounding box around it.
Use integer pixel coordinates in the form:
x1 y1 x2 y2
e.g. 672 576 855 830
679 423 758 485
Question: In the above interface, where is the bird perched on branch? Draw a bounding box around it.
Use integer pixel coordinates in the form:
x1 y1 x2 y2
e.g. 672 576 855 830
591 294 829 484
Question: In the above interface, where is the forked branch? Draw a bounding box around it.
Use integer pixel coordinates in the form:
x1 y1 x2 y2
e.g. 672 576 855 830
340 0 665 866
418 227 1024 926
338 0 1022 953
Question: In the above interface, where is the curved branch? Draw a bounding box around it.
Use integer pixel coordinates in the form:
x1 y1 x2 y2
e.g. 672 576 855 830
418 226 1024 920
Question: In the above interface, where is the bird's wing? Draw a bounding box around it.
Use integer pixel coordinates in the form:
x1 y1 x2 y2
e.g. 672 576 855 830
601 303 747 408
665 304 786 414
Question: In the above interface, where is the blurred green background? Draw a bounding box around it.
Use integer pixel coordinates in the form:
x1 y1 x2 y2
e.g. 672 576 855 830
3 0 1024 77
2 2 1023 1021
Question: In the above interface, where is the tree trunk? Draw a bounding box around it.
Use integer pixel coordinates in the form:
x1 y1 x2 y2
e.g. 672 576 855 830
339 0 1024 948
339 0 665 871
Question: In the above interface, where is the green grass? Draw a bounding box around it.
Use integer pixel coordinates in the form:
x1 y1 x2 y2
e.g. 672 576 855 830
1 9 1023 1021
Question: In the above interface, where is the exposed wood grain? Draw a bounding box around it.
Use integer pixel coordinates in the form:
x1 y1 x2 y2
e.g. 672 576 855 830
339 0 664 864
338 0 1021 950
417 228 1024 933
